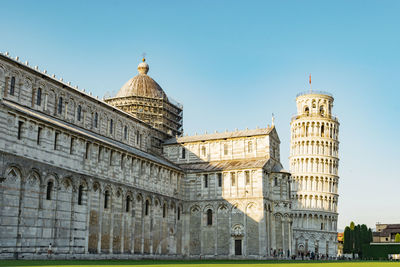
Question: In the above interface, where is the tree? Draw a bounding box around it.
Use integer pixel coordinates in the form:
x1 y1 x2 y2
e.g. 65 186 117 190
343 222 373 258
344 226 352 253
395 233 400 243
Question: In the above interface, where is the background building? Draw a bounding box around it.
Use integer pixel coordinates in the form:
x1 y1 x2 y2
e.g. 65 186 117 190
373 224 400 243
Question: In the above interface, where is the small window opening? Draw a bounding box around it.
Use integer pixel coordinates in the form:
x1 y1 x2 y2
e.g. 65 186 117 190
320 106 325 116
10 76 15 95
207 209 213 226
181 147 186 159
57 97 63 114
145 199 150 216
70 137 74 154
274 177 278 186
85 142 90 159
54 132 59 150
36 88 42 106
46 181 53 200
163 203 166 218
109 119 113 134
121 154 124 169
204 174 208 188
304 107 309 115
124 125 128 140
78 185 83 205
37 127 42 145
98 146 102 162
321 223 324 230
218 173 222 187
109 150 113 166
77 105 82 121
17 121 23 140
177 207 181 220
104 190 110 209
321 125 325 136
94 112 98 128
126 196 131 212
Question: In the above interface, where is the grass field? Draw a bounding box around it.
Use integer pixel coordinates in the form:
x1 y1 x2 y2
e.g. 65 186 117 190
0 260 398 267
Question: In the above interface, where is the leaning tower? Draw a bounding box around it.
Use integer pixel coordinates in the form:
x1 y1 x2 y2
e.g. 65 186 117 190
290 90 339 257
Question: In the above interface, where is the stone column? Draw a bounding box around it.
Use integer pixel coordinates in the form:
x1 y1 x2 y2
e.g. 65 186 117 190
31 87 36 107
4 76 9 98
97 190 103 254
109 204 114 254
84 182 92 254
121 214 125 254
17 81 23 101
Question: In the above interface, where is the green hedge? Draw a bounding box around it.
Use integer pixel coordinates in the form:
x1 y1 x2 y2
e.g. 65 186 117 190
362 243 400 260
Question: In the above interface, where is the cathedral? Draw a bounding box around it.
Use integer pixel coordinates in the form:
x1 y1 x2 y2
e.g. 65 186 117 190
0 52 339 259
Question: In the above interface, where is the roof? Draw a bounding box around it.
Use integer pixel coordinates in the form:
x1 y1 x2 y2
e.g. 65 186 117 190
373 224 400 237
164 127 273 144
178 158 270 172
3 100 181 171
115 59 167 100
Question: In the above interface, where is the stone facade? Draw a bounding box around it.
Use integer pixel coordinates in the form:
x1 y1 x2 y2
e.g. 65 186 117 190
0 53 339 260
290 91 340 257
163 128 292 258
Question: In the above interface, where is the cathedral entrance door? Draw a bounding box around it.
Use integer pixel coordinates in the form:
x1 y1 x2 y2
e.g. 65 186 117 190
235 239 242 255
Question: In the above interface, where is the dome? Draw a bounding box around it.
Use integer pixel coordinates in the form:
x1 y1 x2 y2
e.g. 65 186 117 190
115 58 167 99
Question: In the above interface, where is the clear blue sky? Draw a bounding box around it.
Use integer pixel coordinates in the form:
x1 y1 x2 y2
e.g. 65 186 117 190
1 0 399 231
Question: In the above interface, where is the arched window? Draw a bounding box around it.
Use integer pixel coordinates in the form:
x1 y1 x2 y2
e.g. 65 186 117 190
46 181 53 200
57 97 63 114
78 185 83 205
94 112 98 128
36 87 42 106
321 125 325 136
104 190 110 209
77 105 82 121
124 125 128 140
274 177 278 186
177 207 181 220
304 107 309 115
207 209 213 226
321 222 324 230
145 199 150 216
126 196 131 212
10 76 15 95
320 106 325 116
312 100 316 108
163 203 167 218
248 141 253 153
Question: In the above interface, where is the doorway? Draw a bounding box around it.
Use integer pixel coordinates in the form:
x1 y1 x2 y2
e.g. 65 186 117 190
235 239 242 255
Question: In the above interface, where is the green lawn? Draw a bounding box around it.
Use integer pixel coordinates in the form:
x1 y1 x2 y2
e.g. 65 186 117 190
0 260 398 267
